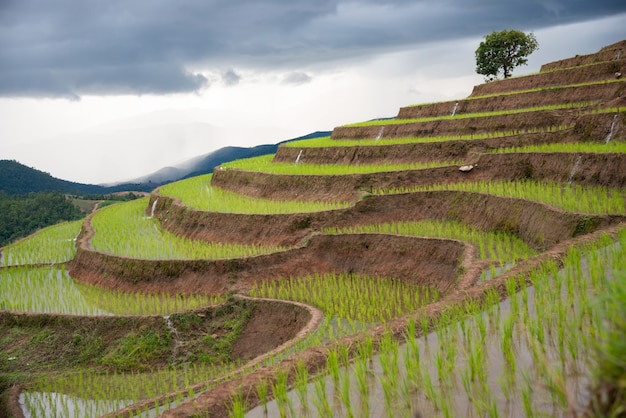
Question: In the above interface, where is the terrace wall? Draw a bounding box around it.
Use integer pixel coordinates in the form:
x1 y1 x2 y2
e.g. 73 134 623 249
397 81 625 119
68 233 466 295
540 40 626 72
469 59 625 97
331 108 579 139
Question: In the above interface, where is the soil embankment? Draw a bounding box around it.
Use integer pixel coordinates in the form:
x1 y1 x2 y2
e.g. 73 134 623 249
69 233 466 296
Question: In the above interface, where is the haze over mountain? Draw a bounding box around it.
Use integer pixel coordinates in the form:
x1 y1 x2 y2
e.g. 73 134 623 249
0 131 331 195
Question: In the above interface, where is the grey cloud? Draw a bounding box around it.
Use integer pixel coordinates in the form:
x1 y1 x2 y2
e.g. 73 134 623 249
1 0 624 98
222 69 241 86
282 72 312 85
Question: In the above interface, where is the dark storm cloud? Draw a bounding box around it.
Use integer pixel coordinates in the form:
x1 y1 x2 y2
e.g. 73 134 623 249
1 0 624 98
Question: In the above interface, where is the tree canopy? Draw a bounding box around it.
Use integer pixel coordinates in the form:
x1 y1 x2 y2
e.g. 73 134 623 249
475 29 538 81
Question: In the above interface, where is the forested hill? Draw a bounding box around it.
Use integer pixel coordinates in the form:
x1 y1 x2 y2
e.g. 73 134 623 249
0 192 84 246
0 160 155 195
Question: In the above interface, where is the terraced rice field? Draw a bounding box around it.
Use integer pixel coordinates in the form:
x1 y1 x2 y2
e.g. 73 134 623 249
1 40 625 418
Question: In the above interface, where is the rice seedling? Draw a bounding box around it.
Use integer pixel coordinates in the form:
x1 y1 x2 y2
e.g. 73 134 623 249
0 219 82 266
249 227 626 417
493 141 626 154
343 102 598 127
24 360 240 418
90 198 286 259
221 154 460 175
159 174 352 213
325 219 537 263
377 179 626 215
249 272 439 323
0 266 222 315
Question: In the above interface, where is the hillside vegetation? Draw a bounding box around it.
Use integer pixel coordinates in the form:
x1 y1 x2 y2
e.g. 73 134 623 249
1 40 626 418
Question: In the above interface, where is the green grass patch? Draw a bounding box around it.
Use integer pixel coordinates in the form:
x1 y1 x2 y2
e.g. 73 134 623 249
159 174 351 213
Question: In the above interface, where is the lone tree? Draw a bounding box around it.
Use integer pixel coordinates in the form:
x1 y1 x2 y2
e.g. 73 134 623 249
475 29 538 81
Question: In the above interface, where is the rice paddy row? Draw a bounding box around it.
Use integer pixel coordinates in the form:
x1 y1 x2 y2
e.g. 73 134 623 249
343 102 598 127
0 266 223 316
0 219 83 266
240 228 626 417
324 219 537 263
283 125 572 148
249 272 440 324
492 140 626 154
90 198 286 259
159 174 352 213
221 154 460 175
376 180 626 215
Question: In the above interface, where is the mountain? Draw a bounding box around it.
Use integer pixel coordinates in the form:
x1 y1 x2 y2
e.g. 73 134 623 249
0 160 156 195
123 130 331 184
0 131 331 195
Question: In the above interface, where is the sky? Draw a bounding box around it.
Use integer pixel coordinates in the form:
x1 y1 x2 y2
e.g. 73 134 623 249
1 1 625 184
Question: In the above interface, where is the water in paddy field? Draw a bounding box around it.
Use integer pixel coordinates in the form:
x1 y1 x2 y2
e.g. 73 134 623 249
0 267 111 315
19 392 132 418
246 240 624 418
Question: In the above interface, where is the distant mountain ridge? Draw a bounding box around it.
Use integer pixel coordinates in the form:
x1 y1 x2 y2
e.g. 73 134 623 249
0 131 331 195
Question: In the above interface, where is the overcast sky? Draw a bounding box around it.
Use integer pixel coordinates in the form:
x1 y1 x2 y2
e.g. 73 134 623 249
1 0 625 184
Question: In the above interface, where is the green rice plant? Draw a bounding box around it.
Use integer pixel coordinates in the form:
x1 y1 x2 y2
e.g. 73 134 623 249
377 179 626 215
249 272 439 323
159 174 352 213
26 360 238 417
284 125 572 147
0 219 83 266
343 102 598 127
493 141 626 154
324 219 537 263
90 198 286 259
221 154 460 175
0 266 222 315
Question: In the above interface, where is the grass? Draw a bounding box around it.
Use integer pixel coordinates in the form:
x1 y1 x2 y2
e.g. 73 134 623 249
376 180 626 215
221 154 460 174
90 198 286 259
159 174 352 213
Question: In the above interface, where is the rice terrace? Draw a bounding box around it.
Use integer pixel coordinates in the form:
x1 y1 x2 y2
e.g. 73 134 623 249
1 40 626 417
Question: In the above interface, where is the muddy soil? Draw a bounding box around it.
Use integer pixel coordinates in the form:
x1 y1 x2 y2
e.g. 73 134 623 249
210 151 626 202
469 59 625 97
331 107 578 139
69 232 466 296
540 40 626 71
152 189 622 251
